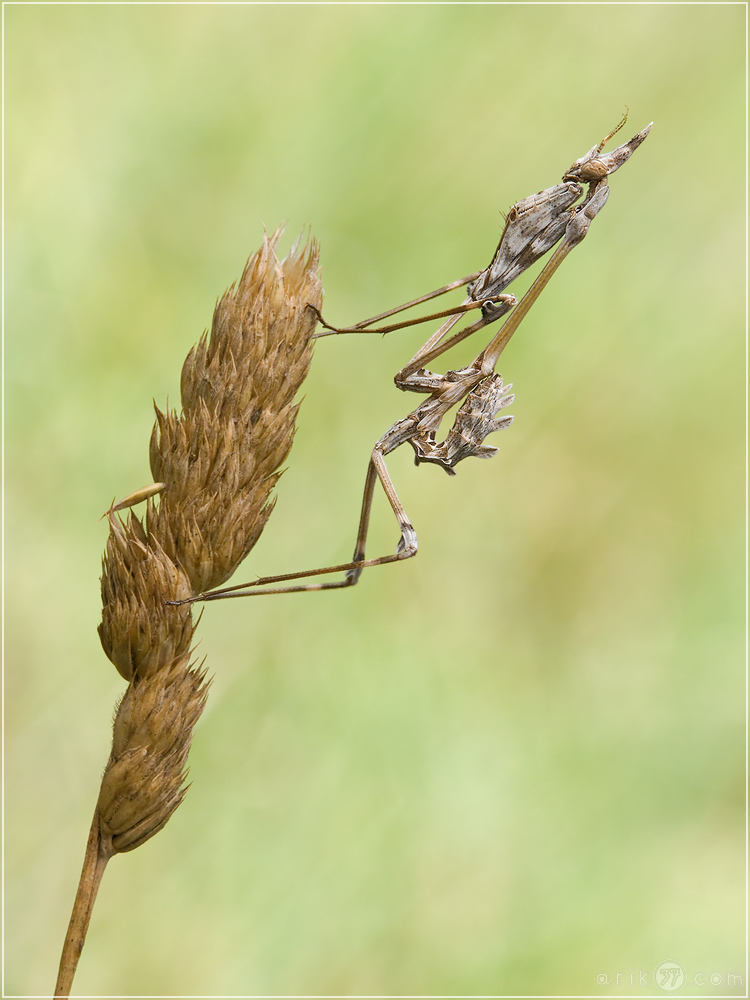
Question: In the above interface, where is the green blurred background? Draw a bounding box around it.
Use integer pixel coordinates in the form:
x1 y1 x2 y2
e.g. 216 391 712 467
4 5 745 997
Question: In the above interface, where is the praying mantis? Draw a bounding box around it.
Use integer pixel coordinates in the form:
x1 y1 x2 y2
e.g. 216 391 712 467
179 114 653 604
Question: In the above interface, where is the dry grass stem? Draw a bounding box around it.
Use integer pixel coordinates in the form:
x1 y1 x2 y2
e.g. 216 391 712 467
54 229 321 997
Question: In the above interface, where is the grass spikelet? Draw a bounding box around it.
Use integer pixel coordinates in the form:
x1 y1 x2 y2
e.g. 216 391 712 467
98 658 210 853
54 230 321 997
98 512 194 682
148 228 321 594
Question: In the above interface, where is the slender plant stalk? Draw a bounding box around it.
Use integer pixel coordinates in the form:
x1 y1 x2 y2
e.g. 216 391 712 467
54 813 112 997
53 230 321 997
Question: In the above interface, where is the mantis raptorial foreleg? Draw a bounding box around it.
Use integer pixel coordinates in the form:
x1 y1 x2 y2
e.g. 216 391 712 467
171 117 652 606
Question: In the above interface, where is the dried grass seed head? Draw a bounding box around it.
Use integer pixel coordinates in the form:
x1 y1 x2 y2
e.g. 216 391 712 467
98 512 195 682
148 229 322 594
97 658 210 853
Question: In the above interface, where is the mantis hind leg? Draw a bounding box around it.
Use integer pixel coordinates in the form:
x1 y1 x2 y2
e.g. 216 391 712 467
180 437 417 603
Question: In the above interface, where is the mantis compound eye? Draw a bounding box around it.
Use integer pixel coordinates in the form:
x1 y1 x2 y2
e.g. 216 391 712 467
579 158 609 182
